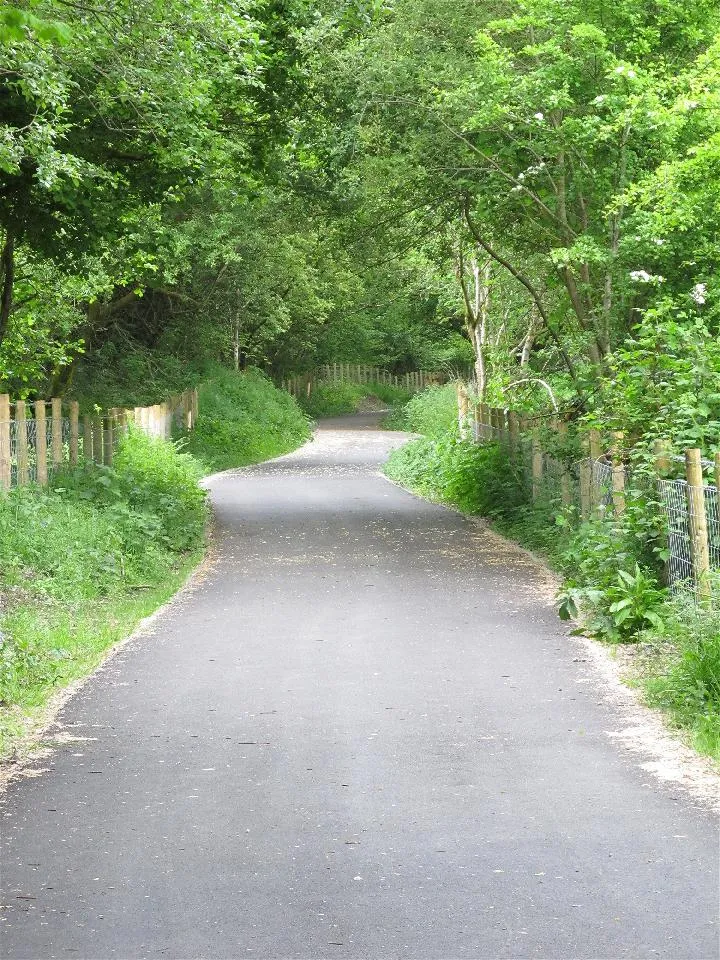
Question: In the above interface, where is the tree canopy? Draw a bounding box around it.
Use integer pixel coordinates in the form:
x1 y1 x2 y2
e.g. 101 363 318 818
1 0 719 444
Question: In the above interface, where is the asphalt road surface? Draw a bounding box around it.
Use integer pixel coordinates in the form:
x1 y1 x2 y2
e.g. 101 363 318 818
1 416 718 960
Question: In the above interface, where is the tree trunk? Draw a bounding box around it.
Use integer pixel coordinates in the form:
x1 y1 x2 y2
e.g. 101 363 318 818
462 197 583 401
472 259 491 400
233 318 240 372
520 308 537 367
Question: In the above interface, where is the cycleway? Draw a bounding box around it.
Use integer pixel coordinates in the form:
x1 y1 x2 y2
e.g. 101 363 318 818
1 416 718 959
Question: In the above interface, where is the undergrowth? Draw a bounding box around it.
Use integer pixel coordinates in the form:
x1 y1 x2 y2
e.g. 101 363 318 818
299 380 411 419
640 602 720 759
386 383 459 436
0 370 312 760
184 368 311 472
385 385 720 763
0 429 207 757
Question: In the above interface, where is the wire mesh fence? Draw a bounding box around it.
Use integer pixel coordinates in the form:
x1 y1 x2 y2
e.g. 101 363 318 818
658 478 720 600
0 388 199 492
463 395 720 604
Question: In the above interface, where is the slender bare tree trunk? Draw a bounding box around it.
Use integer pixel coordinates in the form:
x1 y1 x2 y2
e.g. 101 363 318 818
472 259 491 400
520 307 537 367
233 318 240 371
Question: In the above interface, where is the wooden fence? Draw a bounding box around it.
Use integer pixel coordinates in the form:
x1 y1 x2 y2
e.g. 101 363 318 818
458 385 720 601
280 365 447 399
0 388 199 491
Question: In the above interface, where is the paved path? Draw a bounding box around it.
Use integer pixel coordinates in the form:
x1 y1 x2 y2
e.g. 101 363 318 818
1 417 718 959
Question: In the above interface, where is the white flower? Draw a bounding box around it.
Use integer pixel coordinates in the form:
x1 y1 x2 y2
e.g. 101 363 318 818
682 100 699 111
630 270 665 284
627 69 637 79
615 65 625 75
652 238 666 246
517 172 525 180
593 95 606 105
692 282 707 305
533 112 544 121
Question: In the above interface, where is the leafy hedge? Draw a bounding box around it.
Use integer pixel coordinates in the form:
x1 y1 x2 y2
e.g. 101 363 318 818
298 380 412 419
184 369 311 472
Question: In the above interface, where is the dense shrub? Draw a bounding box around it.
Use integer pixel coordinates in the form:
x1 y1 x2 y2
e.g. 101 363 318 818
185 368 311 471
0 430 208 603
385 435 528 519
396 383 458 437
642 603 720 760
300 382 366 417
299 380 412 418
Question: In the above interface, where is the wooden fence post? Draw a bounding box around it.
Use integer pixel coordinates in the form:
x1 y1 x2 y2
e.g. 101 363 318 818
498 408 508 445
489 407 498 440
686 448 712 600
480 403 492 440
92 416 103 464
35 400 48 485
83 415 93 461
69 401 79 466
16 401 29 485
457 383 469 438
472 400 482 442
557 421 573 506
611 431 625 517
508 410 519 456
51 397 63 469
0 394 10 491
103 416 113 466
654 439 673 477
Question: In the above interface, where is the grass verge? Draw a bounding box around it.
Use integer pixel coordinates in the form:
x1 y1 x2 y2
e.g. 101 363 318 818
1 370 311 763
384 387 720 764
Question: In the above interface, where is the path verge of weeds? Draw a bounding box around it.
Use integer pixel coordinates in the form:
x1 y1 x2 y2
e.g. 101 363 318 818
0 370 310 766
385 387 720 767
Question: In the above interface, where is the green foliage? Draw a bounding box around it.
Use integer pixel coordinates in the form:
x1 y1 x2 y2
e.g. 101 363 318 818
642 603 720 761
394 384 459 438
299 380 412 418
300 382 368 417
0 428 208 753
0 431 207 603
386 436 528 519
559 563 665 641
184 369 311 472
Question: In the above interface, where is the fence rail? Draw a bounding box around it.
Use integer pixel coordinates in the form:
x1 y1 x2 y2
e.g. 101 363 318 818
459 387 720 602
280 365 448 399
0 388 199 491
